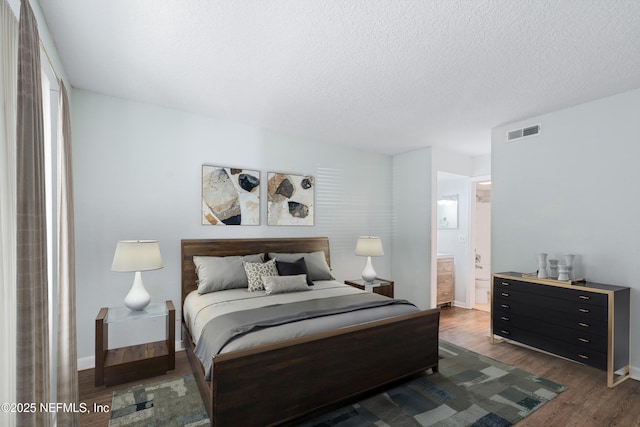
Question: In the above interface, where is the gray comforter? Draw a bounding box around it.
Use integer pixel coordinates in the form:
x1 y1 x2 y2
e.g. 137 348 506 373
195 293 418 380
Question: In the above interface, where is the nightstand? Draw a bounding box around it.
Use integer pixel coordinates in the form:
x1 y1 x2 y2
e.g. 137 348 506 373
344 278 394 298
95 300 175 387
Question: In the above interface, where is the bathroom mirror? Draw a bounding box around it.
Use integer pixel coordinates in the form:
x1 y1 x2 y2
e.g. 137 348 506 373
437 194 458 229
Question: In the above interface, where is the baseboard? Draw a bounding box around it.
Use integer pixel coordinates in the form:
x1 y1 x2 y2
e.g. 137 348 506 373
628 365 640 381
452 300 471 309
77 355 94 371
78 340 184 371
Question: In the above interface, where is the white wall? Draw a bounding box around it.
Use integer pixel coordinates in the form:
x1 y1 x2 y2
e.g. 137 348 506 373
71 89 395 362
492 88 640 376
471 153 491 177
392 147 432 309
433 148 473 177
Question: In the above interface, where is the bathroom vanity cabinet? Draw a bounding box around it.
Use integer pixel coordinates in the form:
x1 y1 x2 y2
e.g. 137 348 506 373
437 256 454 306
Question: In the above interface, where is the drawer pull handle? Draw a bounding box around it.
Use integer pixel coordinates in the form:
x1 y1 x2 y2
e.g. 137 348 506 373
578 308 590 313
579 354 590 360
501 282 510 286
501 316 510 321
500 330 510 335
579 295 590 300
579 322 590 328
501 304 510 309
501 292 510 297
579 338 590 343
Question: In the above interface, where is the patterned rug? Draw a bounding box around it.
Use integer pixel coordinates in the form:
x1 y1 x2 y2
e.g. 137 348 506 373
108 374 208 427
302 340 566 427
109 341 566 426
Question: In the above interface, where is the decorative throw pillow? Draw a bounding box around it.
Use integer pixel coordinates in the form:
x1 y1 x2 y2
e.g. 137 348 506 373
194 253 264 294
243 258 279 292
262 275 310 295
268 251 334 281
276 257 314 286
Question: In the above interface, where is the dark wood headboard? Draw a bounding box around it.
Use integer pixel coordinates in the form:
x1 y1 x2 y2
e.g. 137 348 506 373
180 237 331 307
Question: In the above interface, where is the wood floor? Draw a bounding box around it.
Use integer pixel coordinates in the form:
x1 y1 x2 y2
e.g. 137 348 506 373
439 307 640 427
79 307 640 426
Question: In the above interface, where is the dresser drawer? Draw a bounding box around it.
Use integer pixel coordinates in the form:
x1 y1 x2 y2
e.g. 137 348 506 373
437 259 453 273
493 310 607 351
493 286 607 324
492 323 607 370
494 277 608 307
492 297 607 336
437 288 453 305
437 275 453 288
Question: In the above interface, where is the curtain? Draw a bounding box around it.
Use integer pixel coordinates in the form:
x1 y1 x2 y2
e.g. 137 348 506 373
0 1 18 426
16 0 51 425
56 81 79 427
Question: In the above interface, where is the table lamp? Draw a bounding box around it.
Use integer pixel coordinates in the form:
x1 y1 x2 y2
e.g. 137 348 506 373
111 240 163 310
355 236 384 283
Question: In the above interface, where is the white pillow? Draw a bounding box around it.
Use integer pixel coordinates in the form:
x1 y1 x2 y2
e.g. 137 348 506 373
262 274 310 295
243 258 279 292
268 251 334 281
194 253 264 294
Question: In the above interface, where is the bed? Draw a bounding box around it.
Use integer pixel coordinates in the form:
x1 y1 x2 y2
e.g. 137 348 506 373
181 237 441 426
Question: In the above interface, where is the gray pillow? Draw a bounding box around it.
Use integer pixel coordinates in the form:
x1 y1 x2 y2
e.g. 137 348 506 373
194 253 264 294
262 274 310 295
268 251 334 281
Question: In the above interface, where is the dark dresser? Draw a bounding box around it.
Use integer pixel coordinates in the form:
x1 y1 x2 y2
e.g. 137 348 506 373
491 272 630 387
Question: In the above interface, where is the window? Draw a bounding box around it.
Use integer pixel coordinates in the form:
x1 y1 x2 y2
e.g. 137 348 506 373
41 54 60 410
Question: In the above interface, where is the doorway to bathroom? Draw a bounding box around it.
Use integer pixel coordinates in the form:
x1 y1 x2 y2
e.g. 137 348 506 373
472 179 491 312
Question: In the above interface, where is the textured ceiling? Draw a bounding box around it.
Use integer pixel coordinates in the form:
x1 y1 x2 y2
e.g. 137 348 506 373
38 0 640 156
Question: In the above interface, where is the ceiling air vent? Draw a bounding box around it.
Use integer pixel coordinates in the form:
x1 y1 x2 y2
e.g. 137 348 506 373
506 124 540 142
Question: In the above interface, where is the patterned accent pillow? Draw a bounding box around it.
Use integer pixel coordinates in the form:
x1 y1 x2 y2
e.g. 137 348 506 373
243 258 279 292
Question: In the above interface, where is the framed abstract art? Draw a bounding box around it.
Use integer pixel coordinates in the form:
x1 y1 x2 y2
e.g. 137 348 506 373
202 165 260 225
267 172 314 226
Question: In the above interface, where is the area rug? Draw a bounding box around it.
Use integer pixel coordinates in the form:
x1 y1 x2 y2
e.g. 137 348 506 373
302 340 566 427
108 374 208 427
108 341 566 427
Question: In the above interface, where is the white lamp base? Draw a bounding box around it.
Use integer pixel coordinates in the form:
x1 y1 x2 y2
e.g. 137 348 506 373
124 271 151 311
361 256 377 283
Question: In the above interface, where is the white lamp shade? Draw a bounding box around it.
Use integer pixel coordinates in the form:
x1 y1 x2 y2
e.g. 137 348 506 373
111 240 163 311
111 240 163 272
355 236 384 257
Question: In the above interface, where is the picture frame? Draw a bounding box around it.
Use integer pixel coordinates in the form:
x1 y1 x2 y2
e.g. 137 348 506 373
201 165 260 225
267 172 314 226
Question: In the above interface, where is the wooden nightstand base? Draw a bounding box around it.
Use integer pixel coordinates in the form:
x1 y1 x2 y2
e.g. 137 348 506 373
103 341 170 386
95 300 175 387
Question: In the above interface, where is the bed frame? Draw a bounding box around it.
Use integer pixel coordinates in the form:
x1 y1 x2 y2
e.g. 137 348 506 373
181 237 440 427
